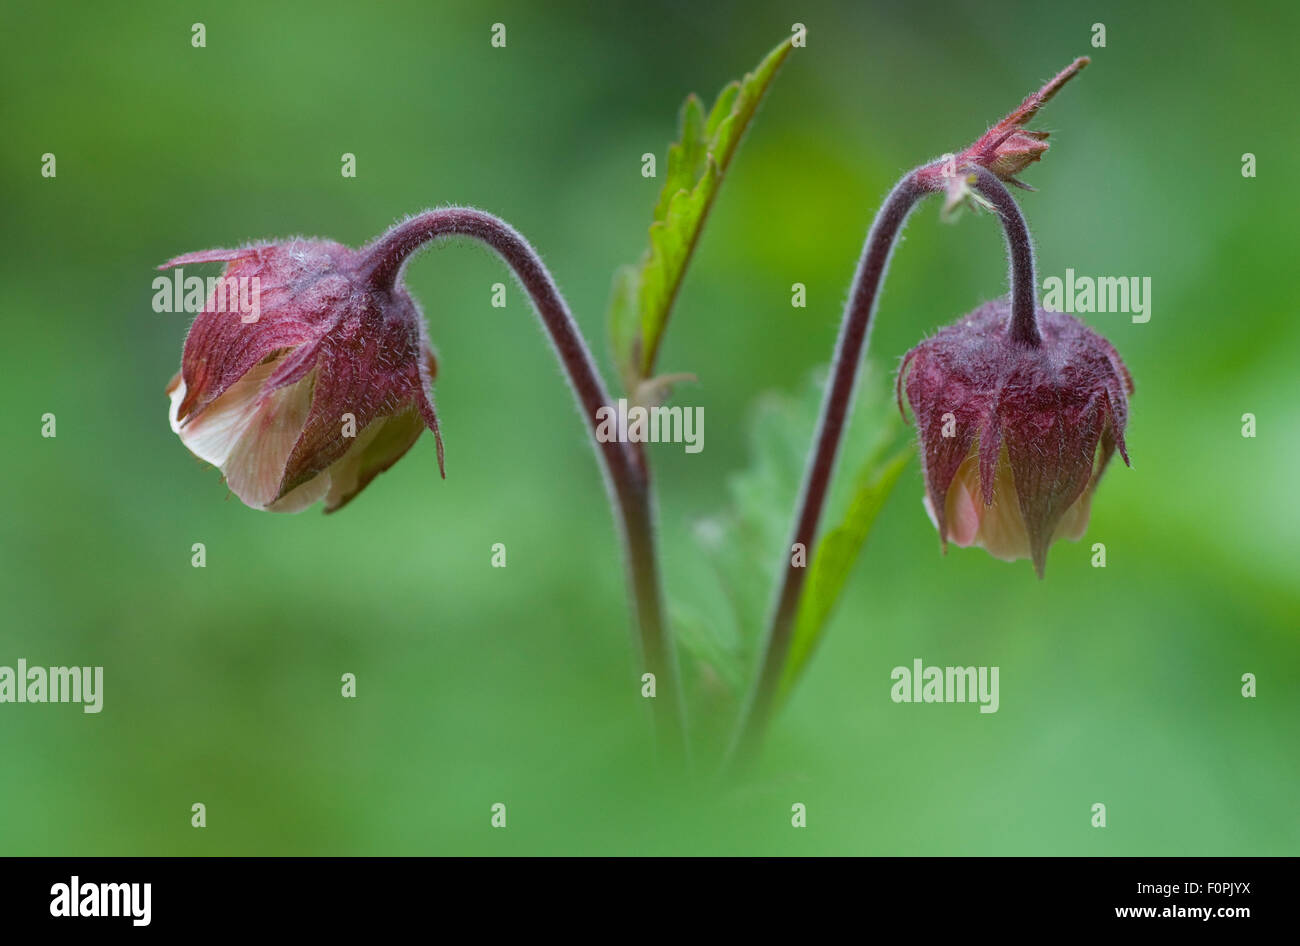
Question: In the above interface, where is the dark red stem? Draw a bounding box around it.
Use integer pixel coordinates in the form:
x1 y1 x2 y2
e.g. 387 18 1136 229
727 169 937 767
727 163 1041 770
969 166 1041 346
361 208 687 764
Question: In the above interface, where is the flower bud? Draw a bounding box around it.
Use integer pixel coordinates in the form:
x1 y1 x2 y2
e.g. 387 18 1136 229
916 57 1088 194
982 128 1051 182
897 298 1133 577
163 238 444 513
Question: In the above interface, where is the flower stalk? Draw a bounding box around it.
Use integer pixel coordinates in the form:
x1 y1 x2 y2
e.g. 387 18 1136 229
362 209 689 764
164 55 1110 777
166 208 687 762
725 167 938 768
728 60 1096 769
968 166 1040 347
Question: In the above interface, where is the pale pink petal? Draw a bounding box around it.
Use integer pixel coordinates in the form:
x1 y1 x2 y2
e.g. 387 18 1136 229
942 457 983 547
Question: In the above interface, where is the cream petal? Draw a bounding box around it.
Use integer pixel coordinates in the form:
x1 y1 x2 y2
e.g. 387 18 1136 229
174 358 286 469
923 493 940 531
265 470 331 513
167 373 187 435
1053 489 1093 542
172 355 319 509
971 448 1032 561
221 372 318 509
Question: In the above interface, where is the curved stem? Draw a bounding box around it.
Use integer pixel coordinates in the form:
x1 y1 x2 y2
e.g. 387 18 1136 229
726 170 938 769
726 165 1042 770
361 208 687 764
969 166 1040 346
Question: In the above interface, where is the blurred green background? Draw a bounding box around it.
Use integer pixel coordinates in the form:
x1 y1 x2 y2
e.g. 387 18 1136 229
2 0 1296 855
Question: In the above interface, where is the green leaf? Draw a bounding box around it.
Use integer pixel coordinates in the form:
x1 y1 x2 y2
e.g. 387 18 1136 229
778 441 914 702
669 367 912 750
609 37 793 392
607 265 641 388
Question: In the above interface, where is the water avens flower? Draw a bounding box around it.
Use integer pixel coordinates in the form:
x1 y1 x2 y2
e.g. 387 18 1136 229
163 207 687 759
732 56 1123 766
163 237 444 513
898 297 1133 577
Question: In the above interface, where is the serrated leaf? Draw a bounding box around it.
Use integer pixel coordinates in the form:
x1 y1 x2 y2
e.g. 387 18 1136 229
609 37 792 392
653 93 709 222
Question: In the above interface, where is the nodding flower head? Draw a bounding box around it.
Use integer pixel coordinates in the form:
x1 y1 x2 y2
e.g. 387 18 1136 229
898 297 1133 578
164 236 444 514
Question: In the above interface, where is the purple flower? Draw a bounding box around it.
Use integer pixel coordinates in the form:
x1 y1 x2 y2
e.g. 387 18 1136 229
898 298 1133 577
164 238 444 513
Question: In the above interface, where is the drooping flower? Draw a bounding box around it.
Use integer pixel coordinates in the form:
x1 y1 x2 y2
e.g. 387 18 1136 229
164 238 444 513
897 297 1133 577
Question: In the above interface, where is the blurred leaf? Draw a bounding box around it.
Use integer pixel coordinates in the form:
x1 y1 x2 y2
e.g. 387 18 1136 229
607 266 641 393
609 37 792 392
779 441 914 702
672 367 911 748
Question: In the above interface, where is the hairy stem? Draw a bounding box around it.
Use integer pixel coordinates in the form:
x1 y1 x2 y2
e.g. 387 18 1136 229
726 170 938 769
361 208 687 764
727 164 1041 769
969 167 1040 346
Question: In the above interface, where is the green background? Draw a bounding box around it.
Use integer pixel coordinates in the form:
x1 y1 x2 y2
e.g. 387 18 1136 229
1 0 1296 854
